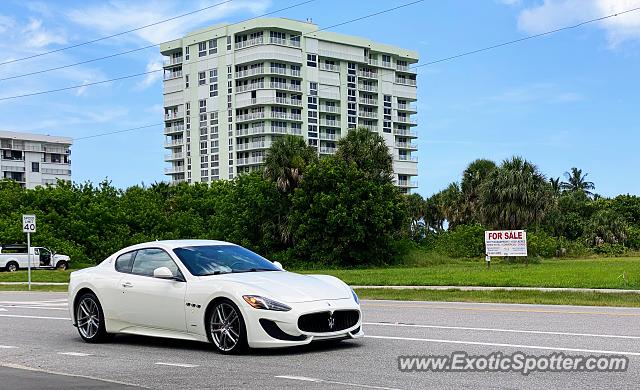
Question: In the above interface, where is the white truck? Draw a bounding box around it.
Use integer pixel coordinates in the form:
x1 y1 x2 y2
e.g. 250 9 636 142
0 244 71 272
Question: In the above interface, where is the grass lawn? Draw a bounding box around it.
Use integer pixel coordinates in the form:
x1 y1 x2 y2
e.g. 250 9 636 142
0 269 73 283
0 284 68 292
355 288 640 307
302 257 640 290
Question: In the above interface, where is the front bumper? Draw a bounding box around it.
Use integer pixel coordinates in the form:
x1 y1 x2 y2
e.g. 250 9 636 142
242 298 363 348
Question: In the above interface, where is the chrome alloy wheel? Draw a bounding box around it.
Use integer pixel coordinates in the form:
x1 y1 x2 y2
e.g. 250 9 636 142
77 297 100 339
210 303 240 352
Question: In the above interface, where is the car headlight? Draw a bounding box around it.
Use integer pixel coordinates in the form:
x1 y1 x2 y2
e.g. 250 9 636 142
351 288 360 305
242 295 291 311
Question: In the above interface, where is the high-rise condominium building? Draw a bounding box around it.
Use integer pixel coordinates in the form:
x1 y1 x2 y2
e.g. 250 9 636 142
0 130 72 189
161 18 418 192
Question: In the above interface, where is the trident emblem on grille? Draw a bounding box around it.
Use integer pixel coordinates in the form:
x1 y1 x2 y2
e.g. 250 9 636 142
328 313 335 330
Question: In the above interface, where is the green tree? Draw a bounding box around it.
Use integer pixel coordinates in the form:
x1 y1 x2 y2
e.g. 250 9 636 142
561 167 595 198
263 135 318 194
460 159 496 223
549 177 562 197
585 209 628 245
478 156 553 230
335 127 393 183
406 193 426 241
289 157 407 266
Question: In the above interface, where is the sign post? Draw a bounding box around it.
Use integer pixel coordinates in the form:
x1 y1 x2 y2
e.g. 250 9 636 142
22 215 36 291
484 230 527 258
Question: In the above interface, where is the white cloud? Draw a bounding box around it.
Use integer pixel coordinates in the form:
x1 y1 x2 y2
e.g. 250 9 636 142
66 0 271 44
137 57 164 89
22 18 67 48
517 0 640 47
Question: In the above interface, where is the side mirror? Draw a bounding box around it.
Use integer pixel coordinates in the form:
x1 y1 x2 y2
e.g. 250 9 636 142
153 267 174 279
272 261 284 270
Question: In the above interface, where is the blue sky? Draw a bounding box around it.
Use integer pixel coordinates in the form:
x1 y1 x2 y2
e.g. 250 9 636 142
0 0 639 197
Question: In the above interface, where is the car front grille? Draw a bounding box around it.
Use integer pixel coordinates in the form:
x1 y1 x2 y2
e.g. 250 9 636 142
298 310 360 333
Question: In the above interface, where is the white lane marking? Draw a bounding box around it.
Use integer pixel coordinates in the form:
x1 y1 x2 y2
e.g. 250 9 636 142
0 345 18 349
57 352 91 357
364 322 640 340
276 375 406 390
0 308 6 311
365 335 640 356
155 362 199 368
0 314 69 320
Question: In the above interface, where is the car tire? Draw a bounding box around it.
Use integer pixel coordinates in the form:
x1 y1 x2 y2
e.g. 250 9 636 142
56 261 68 270
75 292 111 343
206 299 248 354
6 262 18 272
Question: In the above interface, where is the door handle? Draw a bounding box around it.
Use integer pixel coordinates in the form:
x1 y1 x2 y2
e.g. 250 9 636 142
122 282 133 288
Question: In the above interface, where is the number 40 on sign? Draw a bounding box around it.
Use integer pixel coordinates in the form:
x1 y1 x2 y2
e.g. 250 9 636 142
23 214 36 233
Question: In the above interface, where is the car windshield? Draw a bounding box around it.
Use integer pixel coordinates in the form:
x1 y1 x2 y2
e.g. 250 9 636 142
173 245 281 276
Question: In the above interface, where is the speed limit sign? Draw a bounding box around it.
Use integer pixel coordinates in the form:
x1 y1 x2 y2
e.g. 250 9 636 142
22 214 36 233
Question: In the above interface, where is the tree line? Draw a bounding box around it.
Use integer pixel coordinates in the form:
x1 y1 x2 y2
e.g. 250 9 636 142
408 158 640 258
0 128 407 267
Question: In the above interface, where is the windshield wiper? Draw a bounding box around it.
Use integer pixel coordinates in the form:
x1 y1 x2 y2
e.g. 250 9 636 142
231 268 278 273
200 270 231 276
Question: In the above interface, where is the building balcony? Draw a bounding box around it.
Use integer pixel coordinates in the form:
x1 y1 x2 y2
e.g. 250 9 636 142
274 97 303 106
268 37 301 48
395 78 417 86
395 142 418 150
237 141 273 151
235 67 265 78
269 82 301 92
269 66 302 78
319 147 336 154
236 82 265 93
396 64 417 73
235 37 264 50
41 167 71 175
396 155 418 162
394 116 418 125
319 104 339 113
319 133 338 141
164 111 183 121
236 126 266 136
394 128 418 138
359 97 378 106
0 164 25 172
270 126 288 134
163 57 183 67
358 70 377 79
164 166 185 174
163 71 182 80
381 61 392 68
319 118 340 127
358 84 377 92
397 179 418 188
360 124 379 132
164 124 185 135
358 111 378 119
237 156 265 166
319 63 340 72
395 102 418 113
270 112 302 121
236 112 266 122
365 58 378 66
164 139 184 148
164 152 184 161
235 37 301 51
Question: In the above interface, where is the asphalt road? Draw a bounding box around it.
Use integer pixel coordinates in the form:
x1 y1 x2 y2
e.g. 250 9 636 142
1 292 640 389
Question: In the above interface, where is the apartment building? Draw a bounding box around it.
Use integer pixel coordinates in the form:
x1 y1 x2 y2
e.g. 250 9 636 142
161 18 418 193
0 130 72 189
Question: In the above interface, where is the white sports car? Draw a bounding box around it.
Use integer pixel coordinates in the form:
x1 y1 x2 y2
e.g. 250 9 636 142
68 240 363 353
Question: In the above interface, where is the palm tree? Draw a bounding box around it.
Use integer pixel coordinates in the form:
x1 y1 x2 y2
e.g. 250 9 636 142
335 127 394 183
560 167 595 198
478 156 553 230
549 177 562 197
406 193 426 240
263 135 318 194
460 159 497 223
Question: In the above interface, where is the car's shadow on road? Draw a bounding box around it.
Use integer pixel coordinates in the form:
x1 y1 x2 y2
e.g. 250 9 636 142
92 334 364 356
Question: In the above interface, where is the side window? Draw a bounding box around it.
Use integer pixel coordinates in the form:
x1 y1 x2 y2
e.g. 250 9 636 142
115 251 135 273
131 248 180 277
33 248 39 255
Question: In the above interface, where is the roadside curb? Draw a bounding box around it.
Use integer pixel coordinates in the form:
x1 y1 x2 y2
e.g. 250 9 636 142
0 282 68 286
351 285 640 294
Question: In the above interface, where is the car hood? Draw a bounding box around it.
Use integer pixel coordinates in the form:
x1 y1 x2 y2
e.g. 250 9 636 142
198 271 351 303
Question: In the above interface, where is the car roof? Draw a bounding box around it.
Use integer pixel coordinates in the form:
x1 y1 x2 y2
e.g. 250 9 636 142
124 239 235 251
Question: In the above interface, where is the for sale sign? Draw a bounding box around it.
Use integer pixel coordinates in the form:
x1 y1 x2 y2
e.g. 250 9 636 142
485 230 527 257
22 214 36 233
